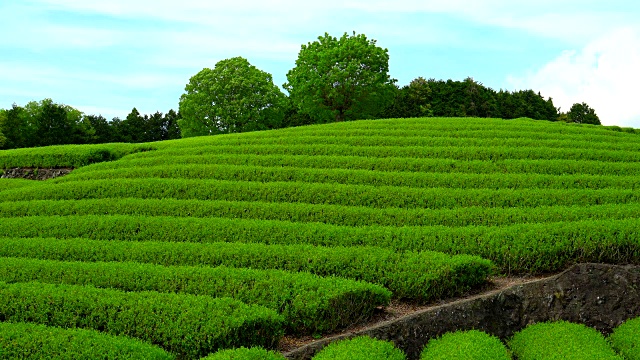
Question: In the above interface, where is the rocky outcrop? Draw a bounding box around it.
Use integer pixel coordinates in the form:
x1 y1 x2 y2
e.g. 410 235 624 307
285 263 640 360
1 168 72 180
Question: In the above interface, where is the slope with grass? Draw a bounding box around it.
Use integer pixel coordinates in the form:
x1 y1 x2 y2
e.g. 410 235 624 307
0 117 639 358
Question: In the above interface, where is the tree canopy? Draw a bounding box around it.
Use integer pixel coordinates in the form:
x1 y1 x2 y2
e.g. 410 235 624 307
178 56 286 137
566 102 601 125
284 32 396 123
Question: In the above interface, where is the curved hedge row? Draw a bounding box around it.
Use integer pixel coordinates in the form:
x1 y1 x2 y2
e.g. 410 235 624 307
201 347 285 360
609 317 640 360
54 164 640 190
312 336 405 360
0 281 283 359
0 215 636 273
508 321 621 360
72 154 640 177
3 199 640 228
0 321 174 360
0 143 155 168
0 257 390 334
0 237 493 302
3 178 640 210
420 330 510 360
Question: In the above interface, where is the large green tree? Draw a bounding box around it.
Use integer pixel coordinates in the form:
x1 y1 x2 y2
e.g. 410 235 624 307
284 32 396 123
566 102 601 125
178 57 286 137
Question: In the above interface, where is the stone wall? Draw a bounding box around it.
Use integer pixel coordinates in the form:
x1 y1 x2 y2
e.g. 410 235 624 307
285 263 640 360
1 168 72 180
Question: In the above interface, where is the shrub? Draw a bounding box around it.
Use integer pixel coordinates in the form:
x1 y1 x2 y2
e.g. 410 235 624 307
420 330 510 360
312 336 405 360
0 321 174 359
201 347 285 360
609 316 640 360
508 321 621 360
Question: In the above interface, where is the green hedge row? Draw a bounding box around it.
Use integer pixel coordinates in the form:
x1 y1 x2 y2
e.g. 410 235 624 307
0 143 155 169
312 336 405 360
0 321 174 360
195 132 640 152
420 330 510 360
0 281 283 359
0 237 493 302
128 142 640 163
0 215 637 273
508 321 621 360
0 257 390 334
609 317 640 360
4 199 640 228
3 178 640 210
54 163 640 190
201 347 285 360
0 179 40 193
72 153 640 177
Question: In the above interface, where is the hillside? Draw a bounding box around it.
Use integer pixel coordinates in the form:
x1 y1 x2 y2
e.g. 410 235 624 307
1 117 639 359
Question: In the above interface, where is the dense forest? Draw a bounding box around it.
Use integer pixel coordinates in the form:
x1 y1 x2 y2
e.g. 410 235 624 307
0 32 604 150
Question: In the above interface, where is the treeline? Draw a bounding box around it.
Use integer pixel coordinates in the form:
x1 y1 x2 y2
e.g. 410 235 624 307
0 99 181 150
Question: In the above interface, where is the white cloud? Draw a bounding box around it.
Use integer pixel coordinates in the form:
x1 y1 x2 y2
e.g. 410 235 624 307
507 27 640 127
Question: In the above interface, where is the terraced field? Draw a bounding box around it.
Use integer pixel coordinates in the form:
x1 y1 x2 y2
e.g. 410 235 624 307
1 117 639 359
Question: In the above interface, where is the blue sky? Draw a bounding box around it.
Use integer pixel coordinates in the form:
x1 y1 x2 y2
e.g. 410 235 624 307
1 0 639 127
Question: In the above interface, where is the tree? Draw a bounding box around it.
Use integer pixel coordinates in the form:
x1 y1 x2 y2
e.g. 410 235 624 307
0 110 6 148
284 32 396 123
567 102 601 125
178 56 286 137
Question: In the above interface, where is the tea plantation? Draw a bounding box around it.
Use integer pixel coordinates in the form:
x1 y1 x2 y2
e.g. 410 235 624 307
1 117 639 359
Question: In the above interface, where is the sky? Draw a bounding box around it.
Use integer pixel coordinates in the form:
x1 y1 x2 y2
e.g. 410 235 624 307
1 1 639 127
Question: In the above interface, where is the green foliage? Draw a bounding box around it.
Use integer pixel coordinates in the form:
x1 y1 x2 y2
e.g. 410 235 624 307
567 102 601 125
609 316 640 360
0 214 637 273
0 179 42 193
179 57 286 137
0 257 390 334
201 347 285 360
0 237 492 302
0 321 174 360
0 142 155 168
420 330 510 360
508 321 621 360
312 336 405 360
284 32 396 122
0 281 283 359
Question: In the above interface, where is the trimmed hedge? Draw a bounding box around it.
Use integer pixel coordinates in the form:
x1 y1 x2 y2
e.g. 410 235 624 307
0 179 39 193
0 321 174 360
0 281 284 359
508 321 621 360
3 178 640 210
0 215 638 273
54 163 640 190
2 199 640 228
73 153 640 177
420 330 510 360
312 336 406 360
0 237 493 302
609 316 640 360
201 347 285 360
0 257 391 334
0 143 155 168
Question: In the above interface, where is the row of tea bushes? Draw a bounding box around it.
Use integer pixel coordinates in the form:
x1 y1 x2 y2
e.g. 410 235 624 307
73 153 640 177
1 215 638 273
54 163 640 190
4 199 640 228
0 281 283 359
0 237 493 302
4 178 640 209
128 142 640 163
0 257 391 334
0 321 174 360
0 143 155 168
